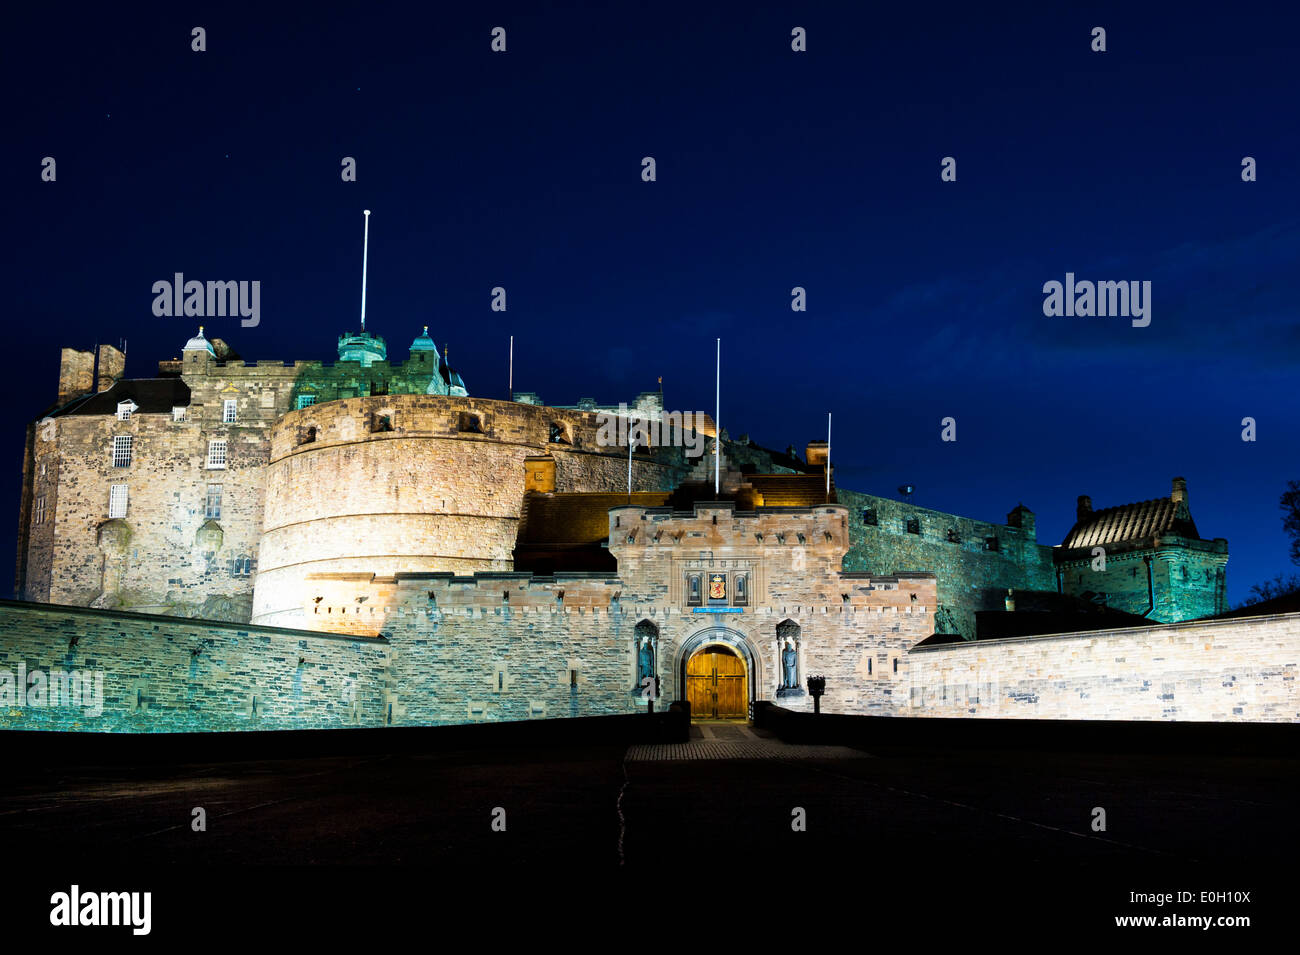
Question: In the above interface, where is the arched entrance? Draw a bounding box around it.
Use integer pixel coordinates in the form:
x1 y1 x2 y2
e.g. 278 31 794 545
685 644 748 720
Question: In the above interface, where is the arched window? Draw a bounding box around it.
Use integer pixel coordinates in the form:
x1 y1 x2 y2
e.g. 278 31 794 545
687 574 702 606
734 574 748 606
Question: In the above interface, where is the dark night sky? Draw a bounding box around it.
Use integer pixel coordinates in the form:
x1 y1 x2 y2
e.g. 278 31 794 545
8 1 1299 605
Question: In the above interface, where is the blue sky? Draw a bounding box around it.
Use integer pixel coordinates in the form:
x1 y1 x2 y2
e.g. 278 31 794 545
8 1 1299 603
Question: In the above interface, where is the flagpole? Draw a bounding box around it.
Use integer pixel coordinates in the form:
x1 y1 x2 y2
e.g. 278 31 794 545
714 338 720 497
508 335 513 399
360 210 371 331
826 412 832 501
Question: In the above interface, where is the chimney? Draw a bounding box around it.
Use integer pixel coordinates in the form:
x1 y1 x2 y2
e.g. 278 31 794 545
805 441 828 467
1077 495 1093 522
96 344 126 393
57 348 95 405
1171 477 1188 506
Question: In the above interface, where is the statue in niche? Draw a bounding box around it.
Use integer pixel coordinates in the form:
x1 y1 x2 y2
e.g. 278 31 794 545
636 635 655 687
781 640 798 689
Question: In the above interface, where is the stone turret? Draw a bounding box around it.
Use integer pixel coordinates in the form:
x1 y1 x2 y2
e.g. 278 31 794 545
337 330 387 367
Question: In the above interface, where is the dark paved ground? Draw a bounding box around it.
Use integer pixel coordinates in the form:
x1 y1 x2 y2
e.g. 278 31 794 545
1 735 1293 871
3 730 1292 940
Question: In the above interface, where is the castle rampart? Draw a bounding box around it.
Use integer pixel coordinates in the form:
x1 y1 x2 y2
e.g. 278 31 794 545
251 395 697 627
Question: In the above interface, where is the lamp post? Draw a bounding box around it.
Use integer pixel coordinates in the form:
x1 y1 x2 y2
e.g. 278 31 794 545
806 675 826 715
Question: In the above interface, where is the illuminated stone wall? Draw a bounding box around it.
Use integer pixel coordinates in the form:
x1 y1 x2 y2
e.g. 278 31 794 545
838 490 1056 640
0 600 389 732
252 395 695 628
908 611 1299 722
1056 538 1229 623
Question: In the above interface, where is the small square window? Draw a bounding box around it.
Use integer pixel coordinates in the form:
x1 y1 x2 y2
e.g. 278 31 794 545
172 406 187 422
985 536 1000 552
862 508 878 526
207 439 227 469
112 435 133 468
905 518 920 535
223 399 237 423
116 400 136 421
295 394 316 410
108 484 128 519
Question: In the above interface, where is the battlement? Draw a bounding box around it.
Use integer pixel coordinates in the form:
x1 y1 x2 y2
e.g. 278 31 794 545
269 393 692 463
299 565 937 637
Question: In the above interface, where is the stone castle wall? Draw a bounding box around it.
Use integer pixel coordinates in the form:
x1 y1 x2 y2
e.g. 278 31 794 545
838 489 1056 639
909 611 1299 722
0 600 389 732
252 395 696 628
1056 539 1229 623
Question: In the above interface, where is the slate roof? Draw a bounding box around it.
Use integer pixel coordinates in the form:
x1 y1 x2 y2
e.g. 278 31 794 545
45 378 191 419
1061 497 1199 550
1210 588 1300 620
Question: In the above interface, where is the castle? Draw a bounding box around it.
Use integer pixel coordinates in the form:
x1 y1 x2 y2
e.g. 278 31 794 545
4 323 1294 731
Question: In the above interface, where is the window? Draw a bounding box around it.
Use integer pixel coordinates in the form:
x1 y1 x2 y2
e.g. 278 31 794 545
905 517 920 535
549 423 570 444
230 555 253 578
985 536 1000 552
223 399 237 423
112 435 133 468
205 484 222 519
172 406 186 422
299 426 317 446
108 484 128 519
296 394 316 410
33 496 46 525
687 574 702 606
862 508 878 526
457 412 483 433
734 574 748 606
946 528 961 544
372 413 393 433
116 400 136 421
207 439 227 468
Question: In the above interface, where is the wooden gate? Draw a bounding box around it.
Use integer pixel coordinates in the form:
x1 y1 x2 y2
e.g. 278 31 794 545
686 647 748 719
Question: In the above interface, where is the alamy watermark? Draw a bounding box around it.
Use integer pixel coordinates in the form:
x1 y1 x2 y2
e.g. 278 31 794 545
1 664 104 717
1042 272 1151 327
152 273 260 328
595 404 708 458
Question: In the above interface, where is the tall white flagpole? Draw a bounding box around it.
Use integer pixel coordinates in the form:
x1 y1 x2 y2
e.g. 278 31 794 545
715 338 720 496
360 210 371 331
826 412 832 499
508 335 513 398
627 416 633 501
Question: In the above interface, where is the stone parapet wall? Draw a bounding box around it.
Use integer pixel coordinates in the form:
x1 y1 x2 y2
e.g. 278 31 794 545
0 601 389 732
908 611 1299 722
